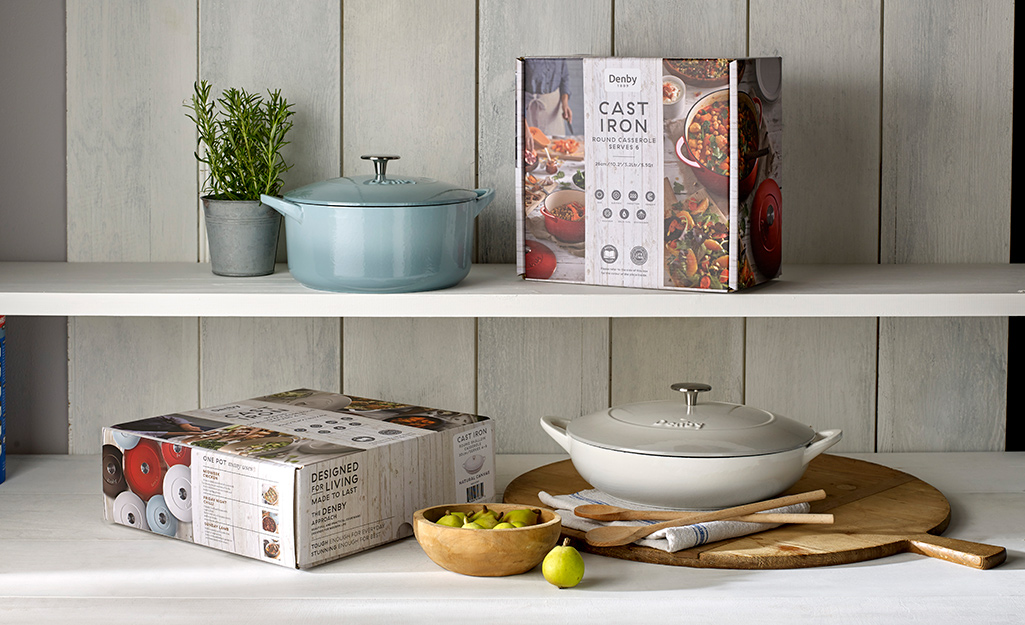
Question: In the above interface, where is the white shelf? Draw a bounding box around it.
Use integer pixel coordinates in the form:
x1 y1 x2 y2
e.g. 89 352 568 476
1 261 1023 317
0 452 1022 624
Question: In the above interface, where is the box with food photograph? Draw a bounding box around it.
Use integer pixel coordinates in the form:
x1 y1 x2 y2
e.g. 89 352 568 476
516 56 782 292
101 388 494 568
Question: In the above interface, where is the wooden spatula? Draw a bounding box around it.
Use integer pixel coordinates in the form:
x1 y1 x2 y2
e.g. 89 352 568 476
574 503 833 524
584 489 827 548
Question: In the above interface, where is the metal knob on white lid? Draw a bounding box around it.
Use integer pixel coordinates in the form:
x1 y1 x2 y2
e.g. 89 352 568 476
671 382 712 406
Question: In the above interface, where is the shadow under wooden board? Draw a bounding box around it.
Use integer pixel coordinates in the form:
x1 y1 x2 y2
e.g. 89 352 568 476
503 455 1006 570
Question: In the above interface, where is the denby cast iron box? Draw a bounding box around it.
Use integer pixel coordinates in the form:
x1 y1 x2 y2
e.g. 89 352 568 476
102 389 495 568
517 57 783 292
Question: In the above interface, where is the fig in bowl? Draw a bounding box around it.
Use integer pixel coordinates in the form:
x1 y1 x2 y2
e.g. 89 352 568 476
413 503 561 577
540 189 586 243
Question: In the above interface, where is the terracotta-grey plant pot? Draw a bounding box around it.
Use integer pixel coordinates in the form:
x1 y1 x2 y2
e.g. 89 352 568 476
202 197 281 277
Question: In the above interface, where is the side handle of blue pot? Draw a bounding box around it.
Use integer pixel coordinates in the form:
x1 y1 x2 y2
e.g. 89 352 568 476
260 194 304 224
473 188 495 217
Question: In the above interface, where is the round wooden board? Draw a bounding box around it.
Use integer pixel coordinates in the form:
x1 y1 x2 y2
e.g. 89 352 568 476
503 454 1006 569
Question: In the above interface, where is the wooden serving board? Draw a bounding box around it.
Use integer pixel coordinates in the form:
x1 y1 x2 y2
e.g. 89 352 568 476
503 454 1006 570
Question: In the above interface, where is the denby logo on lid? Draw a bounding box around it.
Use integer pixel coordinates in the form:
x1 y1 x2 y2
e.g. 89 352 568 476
653 419 705 430
603 68 641 91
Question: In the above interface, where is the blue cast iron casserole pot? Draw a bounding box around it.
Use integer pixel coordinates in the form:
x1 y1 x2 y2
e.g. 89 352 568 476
261 155 494 293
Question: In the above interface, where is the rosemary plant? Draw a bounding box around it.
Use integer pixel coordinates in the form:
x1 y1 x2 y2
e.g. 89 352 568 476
185 80 296 201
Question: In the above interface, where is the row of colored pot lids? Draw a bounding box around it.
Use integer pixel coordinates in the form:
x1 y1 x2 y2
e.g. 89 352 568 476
105 432 193 538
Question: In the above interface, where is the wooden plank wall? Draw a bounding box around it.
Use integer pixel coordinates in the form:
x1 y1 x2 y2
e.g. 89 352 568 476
65 0 1012 455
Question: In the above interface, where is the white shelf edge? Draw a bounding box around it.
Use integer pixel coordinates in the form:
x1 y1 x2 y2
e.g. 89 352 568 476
1 261 1023 318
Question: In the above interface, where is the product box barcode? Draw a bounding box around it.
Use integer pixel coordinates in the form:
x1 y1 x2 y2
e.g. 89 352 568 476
466 482 485 502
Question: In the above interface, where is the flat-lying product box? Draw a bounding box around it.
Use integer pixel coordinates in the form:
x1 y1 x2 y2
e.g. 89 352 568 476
517 56 783 292
102 389 495 568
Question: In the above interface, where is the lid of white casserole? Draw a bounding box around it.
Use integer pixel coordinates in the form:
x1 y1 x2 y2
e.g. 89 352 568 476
568 383 817 457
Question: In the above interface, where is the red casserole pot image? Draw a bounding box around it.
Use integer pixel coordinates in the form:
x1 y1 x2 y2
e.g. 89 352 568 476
675 89 763 199
540 189 586 243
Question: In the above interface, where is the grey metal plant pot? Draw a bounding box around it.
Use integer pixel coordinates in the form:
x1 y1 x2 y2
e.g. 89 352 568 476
202 197 281 277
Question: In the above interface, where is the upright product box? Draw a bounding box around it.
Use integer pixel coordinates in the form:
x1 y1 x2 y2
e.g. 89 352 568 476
1 315 6 485
517 57 782 292
102 389 495 568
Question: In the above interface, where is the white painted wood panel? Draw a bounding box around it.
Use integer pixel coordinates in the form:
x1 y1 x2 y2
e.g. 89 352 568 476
198 0 342 406
877 317 1007 452
614 0 747 57
342 318 476 414
477 318 609 454
342 0 475 184
477 0 612 264
66 0 198 262
749 0 880 264
878 1 1013 451
340 1 478 424
610 317 745 406
66 2 199 455
199 0 341 263
881 0 1013 264
199 318 340 406
67 317 198 454
745 2 881 454
745 318 877 452
609 0 748 419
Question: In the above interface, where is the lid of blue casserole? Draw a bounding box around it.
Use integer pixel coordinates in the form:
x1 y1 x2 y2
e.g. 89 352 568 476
283 155 478 207
568 383 817 457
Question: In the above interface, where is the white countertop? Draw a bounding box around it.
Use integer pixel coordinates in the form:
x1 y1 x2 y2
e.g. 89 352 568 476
1 452 1023 624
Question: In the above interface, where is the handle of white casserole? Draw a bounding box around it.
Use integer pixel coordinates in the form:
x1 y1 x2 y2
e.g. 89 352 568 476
803 429 843 464
473 188 495 217
539 416 573 454
260 194 304 224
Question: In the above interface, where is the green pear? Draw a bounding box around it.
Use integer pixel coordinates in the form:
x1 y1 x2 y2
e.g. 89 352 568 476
461 520 485 530
474 512 501 529
492 522 516 530
435 513 462 527
449 511 468 523
542 538 585 588
502 508 540 526
469 506 492 522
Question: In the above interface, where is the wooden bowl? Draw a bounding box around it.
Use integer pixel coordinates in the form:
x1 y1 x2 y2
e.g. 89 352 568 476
413 503 562 576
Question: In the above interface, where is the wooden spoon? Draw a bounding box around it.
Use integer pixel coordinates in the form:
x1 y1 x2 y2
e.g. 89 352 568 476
584 489 827 548
574 504 833 525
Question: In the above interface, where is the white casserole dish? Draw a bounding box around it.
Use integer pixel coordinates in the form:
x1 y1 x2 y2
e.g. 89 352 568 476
540 383 842 509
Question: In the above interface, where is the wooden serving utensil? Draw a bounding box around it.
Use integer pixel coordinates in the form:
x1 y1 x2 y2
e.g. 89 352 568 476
743 146 771 161
574 503 833 525
584 489 828 548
